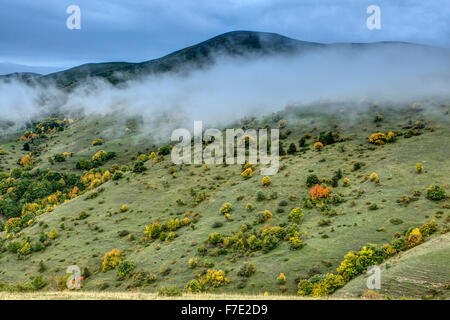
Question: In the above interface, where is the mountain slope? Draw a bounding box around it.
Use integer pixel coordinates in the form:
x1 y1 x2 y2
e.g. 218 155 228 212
333 232 450 299
2 31 444 90
0 101 448 297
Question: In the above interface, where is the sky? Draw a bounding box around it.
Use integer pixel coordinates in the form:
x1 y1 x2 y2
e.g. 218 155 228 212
0 0 449 74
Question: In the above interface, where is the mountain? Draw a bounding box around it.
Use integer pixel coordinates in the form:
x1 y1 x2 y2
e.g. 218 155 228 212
2 31 444 90
0 62 64 76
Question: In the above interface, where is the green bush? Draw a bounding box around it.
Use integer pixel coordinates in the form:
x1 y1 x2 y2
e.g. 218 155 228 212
54 154 66 162
262 235 279 252
426 185 446 201
306 174 320 187
6 241 22 253
238 263 256 277
208 232 223 245
184 279 203 293
158 285 182 297
256 191 266 202
132 161 147 173
117 260 135 279
287 143 297 154
289 208 304 223
130 271 156 288
31 275 47 290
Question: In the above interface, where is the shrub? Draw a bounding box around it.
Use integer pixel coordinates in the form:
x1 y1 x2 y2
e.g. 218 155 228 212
278 200 288 207
406 228 422 248
389 218 403 225
31 275 47 290
247 235 263 251
289 233 303 250
159 232 167 241
6 241 22 253
256 191 266 202
188 258 199 269
426 185 446 201
297 280 314 296
306 174 320 187
54 154 66 162
49 229 58 240
277 273 286 284
165 232 176 242
369 133 387 145
311 273 345 297
298 137 307 148
336 251 363 281
120 204 127 212
256 210 272 223
92 138 104 146
262 234 279 252
416 163 423 173
112 171 124 180
352 162 365 171
392 237 406 251
77 211 89 220
238 263 256 278
310 184 332 200
313 142 323 150
369 172 379 183
386 131 395 142
159 145 171 156
208 232 223 245
343 178 350 187
419 220 438 237
102 248 123 272
166 218 180 231
158 285 182 297
241 167 253 179
205 269 229 288
289 208 303 223
219 203 232 215
261 176 271 187
246 203 254 211
184 279 203 294
130 270 156 287
117 260 135 279
197 245 207 256
18 242 32 256
287 143 297 154
132 161 146 173
4 217 22 233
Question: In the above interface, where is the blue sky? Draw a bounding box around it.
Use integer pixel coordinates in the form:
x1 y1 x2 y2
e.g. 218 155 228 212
0 0 449 73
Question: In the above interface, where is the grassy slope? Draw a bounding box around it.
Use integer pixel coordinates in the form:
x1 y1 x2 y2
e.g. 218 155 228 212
0 102 448 298
333 232 449 299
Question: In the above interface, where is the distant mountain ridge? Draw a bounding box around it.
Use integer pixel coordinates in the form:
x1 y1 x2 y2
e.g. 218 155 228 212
0 31 446 89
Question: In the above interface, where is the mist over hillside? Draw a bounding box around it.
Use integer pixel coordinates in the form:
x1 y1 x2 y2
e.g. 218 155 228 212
0 31 449 135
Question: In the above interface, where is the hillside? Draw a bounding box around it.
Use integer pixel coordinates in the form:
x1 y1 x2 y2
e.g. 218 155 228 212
1 31 445 90
0 98 448 298
333 232 449 299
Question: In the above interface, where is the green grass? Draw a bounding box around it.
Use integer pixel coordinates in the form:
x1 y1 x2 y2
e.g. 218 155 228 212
0 101 448 299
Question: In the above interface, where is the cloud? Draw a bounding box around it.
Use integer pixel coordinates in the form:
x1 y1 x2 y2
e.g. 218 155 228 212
1 42 449 138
